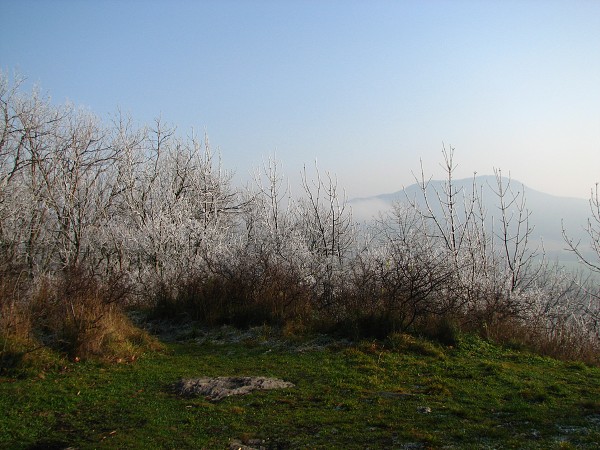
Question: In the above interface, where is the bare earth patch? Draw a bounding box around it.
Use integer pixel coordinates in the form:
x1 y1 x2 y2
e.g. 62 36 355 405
174 376 295 401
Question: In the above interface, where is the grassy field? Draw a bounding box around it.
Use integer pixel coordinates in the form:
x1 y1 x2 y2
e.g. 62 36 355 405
1 325 599 449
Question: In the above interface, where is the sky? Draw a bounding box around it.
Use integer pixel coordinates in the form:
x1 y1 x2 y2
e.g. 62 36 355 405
1 0 599 199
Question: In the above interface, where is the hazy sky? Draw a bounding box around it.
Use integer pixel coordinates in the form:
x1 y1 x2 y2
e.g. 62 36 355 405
1 0 599 199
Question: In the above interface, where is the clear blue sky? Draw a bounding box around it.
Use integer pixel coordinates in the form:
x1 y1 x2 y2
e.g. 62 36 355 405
1 0 599 199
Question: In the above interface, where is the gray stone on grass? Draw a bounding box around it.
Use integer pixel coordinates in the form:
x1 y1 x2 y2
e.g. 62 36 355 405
174 376 294 401
228 438 266 450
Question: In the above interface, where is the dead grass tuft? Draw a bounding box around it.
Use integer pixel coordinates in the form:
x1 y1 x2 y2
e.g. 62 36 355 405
1 266 160 371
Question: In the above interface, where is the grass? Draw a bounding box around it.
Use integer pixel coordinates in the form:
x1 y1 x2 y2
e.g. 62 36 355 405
0 327 599 449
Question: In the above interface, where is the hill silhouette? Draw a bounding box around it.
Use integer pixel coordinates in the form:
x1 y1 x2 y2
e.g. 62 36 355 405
350 176 594 266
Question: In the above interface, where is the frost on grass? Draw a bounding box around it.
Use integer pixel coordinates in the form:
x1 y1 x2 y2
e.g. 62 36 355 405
174 376 295 401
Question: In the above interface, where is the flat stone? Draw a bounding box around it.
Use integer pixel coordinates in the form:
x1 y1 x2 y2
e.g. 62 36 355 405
174 376 294 401
228 438 266 450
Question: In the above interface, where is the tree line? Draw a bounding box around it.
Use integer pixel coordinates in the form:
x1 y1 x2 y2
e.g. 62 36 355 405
1 72 599 363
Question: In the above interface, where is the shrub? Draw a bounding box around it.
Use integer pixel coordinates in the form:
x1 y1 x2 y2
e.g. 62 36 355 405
151 260 313 330
1 266 159 370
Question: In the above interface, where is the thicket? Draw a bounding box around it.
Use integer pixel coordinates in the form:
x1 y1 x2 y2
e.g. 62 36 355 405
1 72 599 367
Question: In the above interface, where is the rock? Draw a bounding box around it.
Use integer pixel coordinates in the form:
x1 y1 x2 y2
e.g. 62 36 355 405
174 376 294 401
228 438 266 450
417 406 432 414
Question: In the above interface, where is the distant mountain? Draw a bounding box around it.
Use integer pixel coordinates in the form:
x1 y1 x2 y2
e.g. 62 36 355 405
349 176 595 267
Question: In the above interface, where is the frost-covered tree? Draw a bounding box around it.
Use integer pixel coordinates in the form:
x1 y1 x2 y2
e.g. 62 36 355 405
108 120 241 287
562 183 600 332
0 73 121 274
295 162 355 309
403 147 542 321
564 183 600 275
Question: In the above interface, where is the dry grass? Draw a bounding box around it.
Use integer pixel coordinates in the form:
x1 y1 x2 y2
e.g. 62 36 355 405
471 314 600 366
0 270 32 344
1 267 161 373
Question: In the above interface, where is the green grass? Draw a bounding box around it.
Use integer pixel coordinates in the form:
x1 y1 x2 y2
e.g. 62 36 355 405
1 329 599 449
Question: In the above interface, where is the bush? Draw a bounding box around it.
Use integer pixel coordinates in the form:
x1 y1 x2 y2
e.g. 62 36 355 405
151 261 313 330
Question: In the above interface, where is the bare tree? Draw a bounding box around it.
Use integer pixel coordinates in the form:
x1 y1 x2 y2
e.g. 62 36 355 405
296 162 355 308
562 183 600 332
109 120 242 287
490 169 541 292
563 183 600 274
0 72 28 269
368 204 456 330
406 147 487 310
35 108 121 270
248 155 293 255
401 147 543 325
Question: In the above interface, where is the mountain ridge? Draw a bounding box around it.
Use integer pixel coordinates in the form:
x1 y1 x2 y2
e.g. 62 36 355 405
349 176 594 266
351 175 589 204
